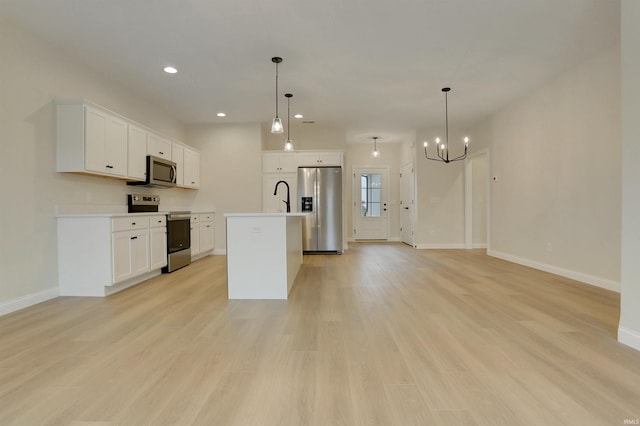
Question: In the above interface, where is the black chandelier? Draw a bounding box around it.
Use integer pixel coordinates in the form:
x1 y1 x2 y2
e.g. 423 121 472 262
423 87 469 163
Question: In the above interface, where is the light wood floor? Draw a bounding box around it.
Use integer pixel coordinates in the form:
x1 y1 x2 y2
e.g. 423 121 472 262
1 244 639 425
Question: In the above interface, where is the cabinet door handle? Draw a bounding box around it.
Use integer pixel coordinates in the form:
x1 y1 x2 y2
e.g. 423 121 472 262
106 165 113 169
159 151 164 155
131 236 138 240
131 222 136 226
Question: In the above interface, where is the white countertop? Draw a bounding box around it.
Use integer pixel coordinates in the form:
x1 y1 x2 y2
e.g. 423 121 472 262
224 212 311 218
56 212 168 218
56 210 215 218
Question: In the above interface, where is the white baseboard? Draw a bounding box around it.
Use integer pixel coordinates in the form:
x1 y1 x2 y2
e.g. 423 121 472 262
103 270 161 297
618 327 640 351
472 243 488 249
488 250 620 293
213 248 227 255
0 287 59 316
415 243 466 249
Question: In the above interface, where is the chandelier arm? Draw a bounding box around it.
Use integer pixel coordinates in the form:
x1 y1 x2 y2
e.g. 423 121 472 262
424 147 444 162
450 147 468 162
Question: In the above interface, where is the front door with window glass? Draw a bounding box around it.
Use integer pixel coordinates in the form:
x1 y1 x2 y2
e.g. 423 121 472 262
353 167 389 240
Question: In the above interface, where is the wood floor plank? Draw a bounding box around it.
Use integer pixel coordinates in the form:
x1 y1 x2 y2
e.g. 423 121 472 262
1 244 639 425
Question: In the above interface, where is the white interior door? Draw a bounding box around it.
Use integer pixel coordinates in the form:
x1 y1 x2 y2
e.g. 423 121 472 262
400 162 415 246
353 167 389 240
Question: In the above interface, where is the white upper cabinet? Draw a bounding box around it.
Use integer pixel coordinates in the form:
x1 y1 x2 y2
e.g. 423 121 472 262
171 143 185 187
297 151 343 167
183 147 200 189
148 133 172 160
263 152 298 173
172 143 201 189
127 124 148 181
57 100 200 189
84 106 128 176
58 103 128 178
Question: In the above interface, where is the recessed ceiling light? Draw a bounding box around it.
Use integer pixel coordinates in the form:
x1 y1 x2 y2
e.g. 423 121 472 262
216 112 226 117
294 114 303 119
163 66 178 74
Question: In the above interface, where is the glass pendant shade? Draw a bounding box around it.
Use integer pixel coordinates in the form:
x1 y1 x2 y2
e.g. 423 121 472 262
271 57 284 134
271 117 284 133
283 93 294 151
371 136 380 158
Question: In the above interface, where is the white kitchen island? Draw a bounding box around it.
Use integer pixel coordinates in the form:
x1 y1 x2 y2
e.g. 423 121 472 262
225 212 310 299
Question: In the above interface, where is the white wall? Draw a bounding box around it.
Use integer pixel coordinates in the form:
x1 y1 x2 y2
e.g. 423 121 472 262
187 124 263 251
468 45 621 290
262 123 346 151
414 130 466 248
0 19 197 312
620 0 640 350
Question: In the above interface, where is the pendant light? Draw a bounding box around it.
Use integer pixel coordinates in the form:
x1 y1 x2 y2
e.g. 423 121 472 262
423 87 469 163
371 136 380 158
270 57 284 133
284 93 294 151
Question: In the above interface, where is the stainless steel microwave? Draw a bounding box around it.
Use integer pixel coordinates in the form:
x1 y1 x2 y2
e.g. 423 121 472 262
128 155 177 188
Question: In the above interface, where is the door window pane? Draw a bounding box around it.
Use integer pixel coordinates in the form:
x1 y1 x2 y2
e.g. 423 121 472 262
360 173 382 217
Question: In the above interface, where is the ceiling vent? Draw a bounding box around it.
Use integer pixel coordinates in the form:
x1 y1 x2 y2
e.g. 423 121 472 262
302 120 316 124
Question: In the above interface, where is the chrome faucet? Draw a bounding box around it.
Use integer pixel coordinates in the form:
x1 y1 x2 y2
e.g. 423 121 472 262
273 180 291 213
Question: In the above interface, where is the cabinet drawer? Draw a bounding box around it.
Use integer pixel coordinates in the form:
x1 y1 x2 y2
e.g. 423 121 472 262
200 213 214 222
149 216 166 228
112 216 150 232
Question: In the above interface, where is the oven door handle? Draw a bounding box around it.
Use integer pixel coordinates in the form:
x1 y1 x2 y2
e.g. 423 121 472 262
167 215 191 221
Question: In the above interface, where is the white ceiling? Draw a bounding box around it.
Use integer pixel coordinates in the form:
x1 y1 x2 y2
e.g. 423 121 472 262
0 0 620 144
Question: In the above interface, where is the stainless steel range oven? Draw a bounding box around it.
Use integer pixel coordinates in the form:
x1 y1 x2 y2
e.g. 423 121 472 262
164 211 191 273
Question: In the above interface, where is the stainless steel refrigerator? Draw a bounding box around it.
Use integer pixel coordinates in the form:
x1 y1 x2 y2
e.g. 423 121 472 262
298 166 343 253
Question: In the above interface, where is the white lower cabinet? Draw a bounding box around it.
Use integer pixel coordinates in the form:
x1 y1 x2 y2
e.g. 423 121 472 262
112 229 149 283
150 217 168 270
57 214 167 297
200 214 215 253
191 212 215 257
